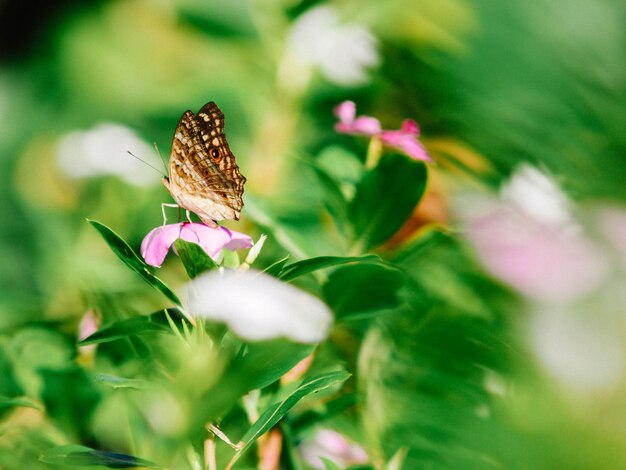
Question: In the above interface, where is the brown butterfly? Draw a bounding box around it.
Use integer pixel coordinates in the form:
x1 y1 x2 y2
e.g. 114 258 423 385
163 102 246 228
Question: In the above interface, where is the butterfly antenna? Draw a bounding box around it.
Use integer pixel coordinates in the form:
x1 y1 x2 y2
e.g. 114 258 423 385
153 142 169 178
127 151 166 177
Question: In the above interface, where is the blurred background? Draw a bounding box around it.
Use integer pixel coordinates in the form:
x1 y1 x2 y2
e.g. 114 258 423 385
1 0 625 468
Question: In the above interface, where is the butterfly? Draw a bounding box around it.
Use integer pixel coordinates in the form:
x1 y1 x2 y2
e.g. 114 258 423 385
163 102 246 228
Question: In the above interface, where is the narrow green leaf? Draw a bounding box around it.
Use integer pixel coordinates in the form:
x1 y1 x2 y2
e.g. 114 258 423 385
263 254 291 277
279 255 381 282
79 309 188 345
385 447 408 470
95 374 151 390
88 220 181 305
349 154 427 250
40 444 160 468
233 371 351 462
0 395 40 411
173 239 217 278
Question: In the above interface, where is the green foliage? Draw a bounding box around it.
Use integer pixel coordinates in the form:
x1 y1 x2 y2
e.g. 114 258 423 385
40 444 160 468
232 371 351 463
78 309 189 345
349 154 427 251
278 254 381 281
173 239 218 278
324 263 407 320
88 220 181 306
231 341 315 392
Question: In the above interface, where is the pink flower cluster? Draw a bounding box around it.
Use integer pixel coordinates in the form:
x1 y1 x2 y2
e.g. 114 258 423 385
334 100 431 161
141 222 253 267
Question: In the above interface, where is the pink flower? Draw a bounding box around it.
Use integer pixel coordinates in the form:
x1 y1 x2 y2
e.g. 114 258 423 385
334 100 431 161
141 222 253 268
466 204 608 302
380 119 430 161
299 429 368 469
334 101 382 135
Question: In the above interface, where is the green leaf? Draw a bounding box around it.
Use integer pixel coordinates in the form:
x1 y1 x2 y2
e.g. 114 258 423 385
324 263 406 319
0 395 40 411
79 309 188 345
173 239 217 278
309 163 350 235
222 249 241 269
232 340 315 391
263 254 291 277
322 457 342 470
279 255 381 282
232 371 351 463
348 154 427 250
40 444 160 468
189 340 316 432
95 374 151 390
88 220 181 306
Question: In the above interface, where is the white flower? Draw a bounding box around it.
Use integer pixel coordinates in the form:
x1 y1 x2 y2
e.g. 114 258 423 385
184 270 333 343
530 299 626 391
287 6 379 85
500 164 574 228
57 122 161 187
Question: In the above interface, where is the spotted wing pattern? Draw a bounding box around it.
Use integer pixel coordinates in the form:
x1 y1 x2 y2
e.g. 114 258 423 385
166 102 246 226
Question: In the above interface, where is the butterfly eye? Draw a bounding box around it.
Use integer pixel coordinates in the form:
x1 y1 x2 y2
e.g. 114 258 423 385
211 148 220 159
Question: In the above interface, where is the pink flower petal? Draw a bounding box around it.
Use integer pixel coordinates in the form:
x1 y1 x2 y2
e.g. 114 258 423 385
334 101 381 136
400 118 420 135
333 101 356 124
141 222 253 267
380 130 430 161
223 228 254 250
178 223 232 259
352 116 382 134
141 224 187 267
467 205 609 302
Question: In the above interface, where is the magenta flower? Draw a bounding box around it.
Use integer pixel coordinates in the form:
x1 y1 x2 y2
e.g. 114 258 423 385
141 222 253 268
334 100 431 161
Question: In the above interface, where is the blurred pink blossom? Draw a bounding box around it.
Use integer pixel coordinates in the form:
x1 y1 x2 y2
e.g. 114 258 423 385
334 101 382 135
141 222 253 268
460 166 610 303
77 309 100 359
299 429 368 469
467 203 608 302
334 101 430 161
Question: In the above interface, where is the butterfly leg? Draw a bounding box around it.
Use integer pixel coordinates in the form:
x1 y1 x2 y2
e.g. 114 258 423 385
185 210 193 224
161 203 179 225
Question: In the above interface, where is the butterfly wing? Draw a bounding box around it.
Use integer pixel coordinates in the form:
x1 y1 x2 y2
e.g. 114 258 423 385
167 102 245 225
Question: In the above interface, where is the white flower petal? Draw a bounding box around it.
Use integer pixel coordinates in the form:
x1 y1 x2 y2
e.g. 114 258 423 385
500 164 573 228
531 303 625 391
57 122 161 187
184 270 333 343
287 6 379 86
